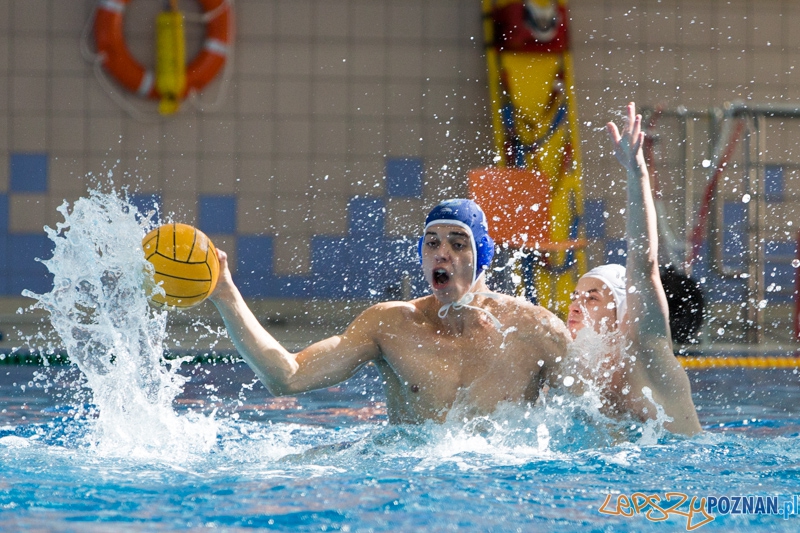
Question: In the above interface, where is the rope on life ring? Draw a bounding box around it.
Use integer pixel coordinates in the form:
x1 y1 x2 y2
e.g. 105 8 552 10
93 0 232 101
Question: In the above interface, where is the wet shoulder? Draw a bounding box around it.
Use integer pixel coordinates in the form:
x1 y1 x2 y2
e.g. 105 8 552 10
361 298 432 329
502 299 571 346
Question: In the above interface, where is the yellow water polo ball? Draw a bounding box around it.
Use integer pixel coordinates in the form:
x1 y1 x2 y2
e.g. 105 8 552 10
142 223 220 308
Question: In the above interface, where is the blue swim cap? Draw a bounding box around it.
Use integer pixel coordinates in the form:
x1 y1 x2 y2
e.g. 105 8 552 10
418 199 495 281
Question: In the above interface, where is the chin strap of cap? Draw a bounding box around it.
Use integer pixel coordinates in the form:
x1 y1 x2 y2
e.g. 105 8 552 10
437 279 503 330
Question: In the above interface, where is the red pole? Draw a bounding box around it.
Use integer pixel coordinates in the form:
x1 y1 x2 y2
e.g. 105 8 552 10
687 120 745 267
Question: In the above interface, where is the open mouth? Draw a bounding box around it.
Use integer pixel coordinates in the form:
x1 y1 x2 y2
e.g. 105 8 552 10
432 268 450 288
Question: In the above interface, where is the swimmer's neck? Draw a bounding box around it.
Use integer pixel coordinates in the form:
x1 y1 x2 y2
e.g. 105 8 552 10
429 278 496 334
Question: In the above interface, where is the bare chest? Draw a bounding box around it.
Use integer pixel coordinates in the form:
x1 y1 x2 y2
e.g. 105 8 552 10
377 326 542 417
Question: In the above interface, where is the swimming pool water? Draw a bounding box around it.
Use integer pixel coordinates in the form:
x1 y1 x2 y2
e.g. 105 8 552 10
1 362 799 532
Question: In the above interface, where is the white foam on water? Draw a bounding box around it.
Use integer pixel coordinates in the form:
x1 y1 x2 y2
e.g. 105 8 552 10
22 188 218 460
0 435 33 448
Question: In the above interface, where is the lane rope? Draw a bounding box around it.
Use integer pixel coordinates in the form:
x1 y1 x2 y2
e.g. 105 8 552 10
678 355 800 369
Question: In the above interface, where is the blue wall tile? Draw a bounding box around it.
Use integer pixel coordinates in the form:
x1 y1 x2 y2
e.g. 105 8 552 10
199 195 237 234
127 193 162 221
765 240 796 258
348 237 421 299
311 237 352 298
765 263 794 289
704 277 749 303
763 239 797 303
10 153 48 192
346 236 381 273
270 276 312 298
0 194 7 233
237 236 273 276
310 235 422 300
604 239 627 264
8 234 54 296
348 197 385 236
381 237 427 298
0 235 7 278
583 198 606 239
311 237 350 275
765 165 784 202
236 274 311 299
386 157 424 198
690 242 748 304
722 201 747 267
235 236 277 299
235 274 268 298
10 275 51 297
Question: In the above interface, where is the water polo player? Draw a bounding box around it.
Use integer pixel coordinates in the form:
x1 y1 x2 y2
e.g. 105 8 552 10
210 199 571 424
566 102 701 436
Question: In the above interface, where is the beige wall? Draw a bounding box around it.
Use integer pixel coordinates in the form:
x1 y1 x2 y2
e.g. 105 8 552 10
1 0 489 280
0 0 797 307
570 0 800 262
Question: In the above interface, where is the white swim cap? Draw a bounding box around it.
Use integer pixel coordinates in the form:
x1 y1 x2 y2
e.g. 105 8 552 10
582 264 627 320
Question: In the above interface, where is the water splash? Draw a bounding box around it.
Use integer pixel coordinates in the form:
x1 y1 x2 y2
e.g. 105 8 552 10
568 326 621 389
562 327 675 443
22 188 217 459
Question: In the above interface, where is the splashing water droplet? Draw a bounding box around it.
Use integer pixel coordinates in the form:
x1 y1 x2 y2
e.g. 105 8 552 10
23 189 218 458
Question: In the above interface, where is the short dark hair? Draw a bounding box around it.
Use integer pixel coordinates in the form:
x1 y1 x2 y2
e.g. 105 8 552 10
660 265 705 345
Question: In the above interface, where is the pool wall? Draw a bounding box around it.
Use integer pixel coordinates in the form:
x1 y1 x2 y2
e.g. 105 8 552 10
0 0 798 347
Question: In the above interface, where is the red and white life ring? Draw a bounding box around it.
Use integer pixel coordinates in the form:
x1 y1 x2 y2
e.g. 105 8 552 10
94 0 232 99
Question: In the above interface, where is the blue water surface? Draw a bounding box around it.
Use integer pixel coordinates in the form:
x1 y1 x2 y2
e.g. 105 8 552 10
1 362 799 533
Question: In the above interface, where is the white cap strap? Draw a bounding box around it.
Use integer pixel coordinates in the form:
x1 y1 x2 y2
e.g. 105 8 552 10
438 289 503 330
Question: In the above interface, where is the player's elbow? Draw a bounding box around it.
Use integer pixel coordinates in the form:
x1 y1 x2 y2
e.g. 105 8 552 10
252 358 302 396
263 376 304 397
266 382 299 397
666 415 702 437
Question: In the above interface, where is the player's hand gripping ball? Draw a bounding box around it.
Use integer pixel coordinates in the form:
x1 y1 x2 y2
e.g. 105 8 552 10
142 223 220 308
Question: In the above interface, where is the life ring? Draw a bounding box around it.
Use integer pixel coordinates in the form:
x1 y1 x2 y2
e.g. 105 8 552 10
94 0 231 99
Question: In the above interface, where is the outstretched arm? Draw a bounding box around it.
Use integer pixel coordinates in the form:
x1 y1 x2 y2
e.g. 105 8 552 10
606 102 669 341
607 103 701 435
209 250 382 395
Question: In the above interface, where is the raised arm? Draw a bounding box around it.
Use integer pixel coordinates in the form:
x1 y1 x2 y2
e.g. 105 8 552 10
606 102 670 342
607 103 701 435
209 250 382 395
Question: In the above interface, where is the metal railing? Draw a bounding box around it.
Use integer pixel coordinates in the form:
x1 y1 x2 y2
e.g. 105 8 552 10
642 102 800 344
